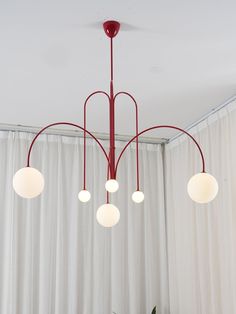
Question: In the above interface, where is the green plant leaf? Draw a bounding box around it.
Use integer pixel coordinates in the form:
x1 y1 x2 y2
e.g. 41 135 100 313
151 306 157 314
112 306 157 314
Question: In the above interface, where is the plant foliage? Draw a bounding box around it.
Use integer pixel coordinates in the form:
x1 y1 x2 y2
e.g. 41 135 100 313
151 306 157 314
112 305 156 314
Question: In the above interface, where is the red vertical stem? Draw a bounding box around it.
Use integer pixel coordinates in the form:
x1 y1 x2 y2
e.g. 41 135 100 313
83 105 86 190
109 84 115 179
110 38 113 81
135 106 140 190
106 152 110 203
106 192 110 204
109 37 116 179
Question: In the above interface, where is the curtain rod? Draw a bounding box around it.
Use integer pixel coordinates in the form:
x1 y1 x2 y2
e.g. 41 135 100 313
168 95 236 143
0 123 167 145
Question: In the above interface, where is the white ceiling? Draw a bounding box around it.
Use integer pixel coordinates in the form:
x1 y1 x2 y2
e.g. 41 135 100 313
0 0 236 139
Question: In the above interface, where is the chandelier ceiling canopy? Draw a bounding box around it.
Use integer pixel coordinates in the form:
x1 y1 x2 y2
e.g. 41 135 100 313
12 21 219 227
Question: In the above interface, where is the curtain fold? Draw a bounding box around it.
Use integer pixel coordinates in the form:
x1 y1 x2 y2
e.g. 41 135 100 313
165 100 236 314
0 131 169 314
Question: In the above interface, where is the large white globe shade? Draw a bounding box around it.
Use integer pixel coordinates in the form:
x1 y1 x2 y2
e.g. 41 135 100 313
132 190 144 203
105 179 119 193
187 172 218 203
13 167 44 198
78 190 91 202
96 203 120 227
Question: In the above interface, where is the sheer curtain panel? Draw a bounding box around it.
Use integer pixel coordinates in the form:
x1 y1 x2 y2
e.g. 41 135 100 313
165 100 236 314
0 131 169 314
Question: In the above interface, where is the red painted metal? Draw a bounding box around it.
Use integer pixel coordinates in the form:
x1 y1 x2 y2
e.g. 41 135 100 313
103 21 120 38
108 35 116 179
83 91 110 189
26 122 109 167
115 125 206 176
109 82 116 179
110 38 114 81
114 92 140 190
106 152 111 203
25 20 207 201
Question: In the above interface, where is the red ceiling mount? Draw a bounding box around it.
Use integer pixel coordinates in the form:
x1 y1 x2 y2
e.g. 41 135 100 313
103 20 120 38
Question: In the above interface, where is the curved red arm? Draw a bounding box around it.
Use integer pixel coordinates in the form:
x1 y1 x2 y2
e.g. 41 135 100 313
115 125 206 176
114 91 140 189
26 122 109 167
83 91 110 189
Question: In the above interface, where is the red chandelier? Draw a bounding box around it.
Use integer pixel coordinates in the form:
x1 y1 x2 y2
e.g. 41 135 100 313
13 21 218 227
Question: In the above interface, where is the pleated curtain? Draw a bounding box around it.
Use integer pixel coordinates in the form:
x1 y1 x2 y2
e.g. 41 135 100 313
0 131 169 314
165 99 236 314
1 98 236 314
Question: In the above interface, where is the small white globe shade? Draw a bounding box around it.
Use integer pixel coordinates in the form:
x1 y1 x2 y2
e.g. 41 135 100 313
13 167 44 198
78 190 91 202
105 179 119 193
132 190 145 203
187 172 218 204
96 203 120 227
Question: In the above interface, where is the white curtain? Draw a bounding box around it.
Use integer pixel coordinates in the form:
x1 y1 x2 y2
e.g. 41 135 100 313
0 131 169 314
165 100 236 314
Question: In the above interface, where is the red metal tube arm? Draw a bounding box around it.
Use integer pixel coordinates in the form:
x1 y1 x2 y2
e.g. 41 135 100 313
26 122 109 168
114 91 140 190
115 125 206 176
83 91 110 189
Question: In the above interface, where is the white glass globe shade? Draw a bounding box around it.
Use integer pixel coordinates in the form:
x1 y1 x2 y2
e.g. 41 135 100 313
78 190 91 202
132 190 144 203
187 172 218 204
96 203 120 227
13 167 44 198
105 179 119 193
